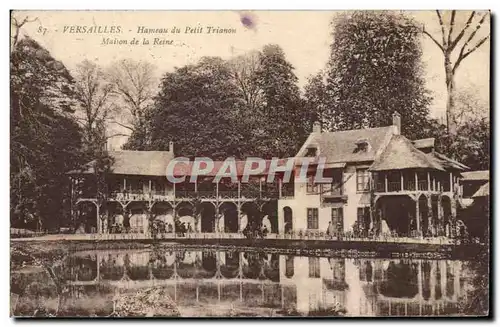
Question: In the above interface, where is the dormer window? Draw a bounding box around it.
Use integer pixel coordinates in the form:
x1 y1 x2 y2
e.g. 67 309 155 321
305 146 318 157
354 138 371 153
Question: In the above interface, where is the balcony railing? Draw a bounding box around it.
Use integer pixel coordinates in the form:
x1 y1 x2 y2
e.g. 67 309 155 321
321 184 344 197
403 180 416 191
375 182 385 192
418 180 428 191
387 181 402 192
281 186 294 198
218 190 238 198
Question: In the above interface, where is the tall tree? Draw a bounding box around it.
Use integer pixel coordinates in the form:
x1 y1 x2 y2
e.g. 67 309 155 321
106 59 158 145
304 72 330 131
325 11 432 140
74 59 116 154
423 10 490 134
11 37 85 230
227 50 263 112
127 57 245 159
254 44 307 158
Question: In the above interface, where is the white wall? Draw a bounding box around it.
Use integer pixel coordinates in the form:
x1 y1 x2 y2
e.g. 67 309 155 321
278 164 373 234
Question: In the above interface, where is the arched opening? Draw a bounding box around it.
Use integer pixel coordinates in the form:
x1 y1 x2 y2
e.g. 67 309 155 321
431 195 439 236
177 202 195 234
126 202 148 234
263 254 280 282
241 202 261 233
151 202 174 234
75 201 97 233
220 202 238 233
106 202 123 233
283 207 293 233
199 251 217 278
126 252 150 280
378 261 418 299
418 195 430 237
99 253 125 281
201 203 216 232
151 251 175 279
220 251 240 279
176 251 202 279
442 196 452 237
379 196 415 237
261 201 278 233
242 252 265 280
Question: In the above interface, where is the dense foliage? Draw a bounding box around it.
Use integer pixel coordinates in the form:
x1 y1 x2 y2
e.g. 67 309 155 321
309 11 433 140
10 37 86 230
125 45 309 159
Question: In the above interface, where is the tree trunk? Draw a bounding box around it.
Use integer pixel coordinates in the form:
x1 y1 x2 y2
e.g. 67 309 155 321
445 54 457 135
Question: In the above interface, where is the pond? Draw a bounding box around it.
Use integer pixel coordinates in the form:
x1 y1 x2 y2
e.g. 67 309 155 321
10 246 486 317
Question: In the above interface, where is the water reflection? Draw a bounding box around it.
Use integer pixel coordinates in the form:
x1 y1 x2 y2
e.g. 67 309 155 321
12 248 471 317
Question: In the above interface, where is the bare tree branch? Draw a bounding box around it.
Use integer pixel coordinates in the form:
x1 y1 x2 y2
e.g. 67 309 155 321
449 11 476 50
109 119 134 132
423 28 445 52
447 10 456 47
453 34 490 74
436 10 448 47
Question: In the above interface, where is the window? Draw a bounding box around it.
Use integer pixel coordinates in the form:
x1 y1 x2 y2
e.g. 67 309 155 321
307 208 319 230
309 257 320 278
331 208 343 232
356 168 370 192
357 207 370 231
305 146 318 157
306 175 318 194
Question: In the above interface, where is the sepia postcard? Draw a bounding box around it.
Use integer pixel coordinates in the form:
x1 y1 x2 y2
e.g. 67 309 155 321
10 10 490 318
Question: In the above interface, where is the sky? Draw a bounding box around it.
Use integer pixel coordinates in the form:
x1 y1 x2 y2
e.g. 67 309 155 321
13 10 490 147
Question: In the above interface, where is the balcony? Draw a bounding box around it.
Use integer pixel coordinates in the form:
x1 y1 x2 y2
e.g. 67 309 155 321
218 190 238 198
417 180 428 191
281 185 294 198
110 191 172 201
387 181 401 192
321 184 347 203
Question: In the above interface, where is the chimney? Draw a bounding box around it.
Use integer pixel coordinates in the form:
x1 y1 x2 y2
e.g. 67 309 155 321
392 111 401 135
312 122 322 133
169 141 174 154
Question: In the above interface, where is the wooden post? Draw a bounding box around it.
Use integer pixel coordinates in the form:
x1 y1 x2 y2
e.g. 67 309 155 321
216 181 219 199
400 171 404 191
384 173 388 192
414 171 418 191
123 178 126 191
194 179 198 193
148 179 152 197
278 178 282 198
449 172 453 192
417 260 423 298
96 203 100 234
416 198 420 236
427 172 431 191
237 180 241 198
427 195 433 236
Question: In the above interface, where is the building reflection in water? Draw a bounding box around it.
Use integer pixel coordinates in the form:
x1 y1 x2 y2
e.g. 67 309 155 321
33 249 468 317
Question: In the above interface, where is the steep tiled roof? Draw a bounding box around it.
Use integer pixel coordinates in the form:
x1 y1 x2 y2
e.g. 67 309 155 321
462 170 489 181
369 135 445 171
473 182 489 198
70 151 175 176
427 152 469 171
297 126 394 164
